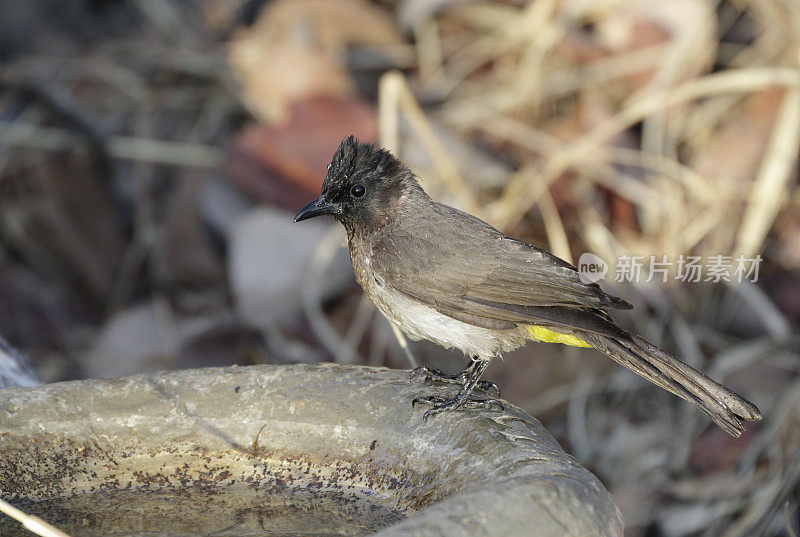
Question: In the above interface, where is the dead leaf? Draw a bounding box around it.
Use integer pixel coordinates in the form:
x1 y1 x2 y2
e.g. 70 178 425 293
228 0 405 121
226 96 378 208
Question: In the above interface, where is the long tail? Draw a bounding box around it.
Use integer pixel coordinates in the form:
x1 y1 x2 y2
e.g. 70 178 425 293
580 332 762 437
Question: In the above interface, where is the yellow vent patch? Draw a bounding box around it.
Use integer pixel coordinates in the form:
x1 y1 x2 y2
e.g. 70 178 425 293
527 325 592 348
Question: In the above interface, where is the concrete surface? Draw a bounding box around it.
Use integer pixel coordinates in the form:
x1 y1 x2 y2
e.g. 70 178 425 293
0 364 623 536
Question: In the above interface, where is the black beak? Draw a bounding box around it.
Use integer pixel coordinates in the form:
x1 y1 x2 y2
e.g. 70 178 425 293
293 196 339 222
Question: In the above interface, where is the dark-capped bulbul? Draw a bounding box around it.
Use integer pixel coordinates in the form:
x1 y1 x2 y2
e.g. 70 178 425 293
294 136 761 436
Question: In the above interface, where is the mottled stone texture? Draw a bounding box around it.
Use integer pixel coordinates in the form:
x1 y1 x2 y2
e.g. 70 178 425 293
0 364 622 536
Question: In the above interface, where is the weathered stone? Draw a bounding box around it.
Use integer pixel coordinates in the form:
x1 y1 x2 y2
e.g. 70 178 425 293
0 364 622 536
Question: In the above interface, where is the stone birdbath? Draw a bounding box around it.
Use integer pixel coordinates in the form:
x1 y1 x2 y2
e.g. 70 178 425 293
0 363 622 536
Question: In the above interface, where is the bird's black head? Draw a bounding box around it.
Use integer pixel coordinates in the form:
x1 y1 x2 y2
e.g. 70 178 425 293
294 136 424 230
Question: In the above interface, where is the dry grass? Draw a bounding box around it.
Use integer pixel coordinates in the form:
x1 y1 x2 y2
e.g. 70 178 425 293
375 1 800 535
0 0 798 535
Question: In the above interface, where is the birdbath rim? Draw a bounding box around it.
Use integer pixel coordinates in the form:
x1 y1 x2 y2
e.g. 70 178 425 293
0 363 622 537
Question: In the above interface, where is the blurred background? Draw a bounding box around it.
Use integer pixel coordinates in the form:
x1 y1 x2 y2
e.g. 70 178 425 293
0 0 798 535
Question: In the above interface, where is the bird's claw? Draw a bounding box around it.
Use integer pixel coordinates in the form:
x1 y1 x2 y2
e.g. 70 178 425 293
410 367 501 396
410 366 449 379
474 380 501 396
412 395 504 421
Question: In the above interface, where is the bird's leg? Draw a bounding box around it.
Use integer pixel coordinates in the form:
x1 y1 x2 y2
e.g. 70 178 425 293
412 358 503 420
459 357 501 394
411 356 500 395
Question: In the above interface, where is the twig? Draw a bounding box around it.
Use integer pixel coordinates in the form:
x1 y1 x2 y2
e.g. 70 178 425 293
489 66 800 230
0 498 72 537
389 322 417 368
0 121 223 169
735 46 800 257
536 180 572 264
378 71 478 213
335 295 374 365
301 226 360 364
786 502 798 537
0 72 113 179
726 280 792 340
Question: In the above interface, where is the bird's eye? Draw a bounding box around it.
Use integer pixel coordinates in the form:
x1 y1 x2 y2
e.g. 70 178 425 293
351 184 366 198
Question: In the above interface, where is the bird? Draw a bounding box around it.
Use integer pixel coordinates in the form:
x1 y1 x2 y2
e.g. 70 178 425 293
294 135 762 437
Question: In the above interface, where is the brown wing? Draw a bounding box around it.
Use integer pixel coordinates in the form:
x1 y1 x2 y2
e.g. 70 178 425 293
372 202 630 338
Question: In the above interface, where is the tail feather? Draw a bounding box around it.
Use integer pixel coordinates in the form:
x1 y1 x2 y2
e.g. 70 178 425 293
580 333 762 437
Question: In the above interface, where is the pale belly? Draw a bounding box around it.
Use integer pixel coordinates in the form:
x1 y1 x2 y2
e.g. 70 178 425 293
360 263 528 359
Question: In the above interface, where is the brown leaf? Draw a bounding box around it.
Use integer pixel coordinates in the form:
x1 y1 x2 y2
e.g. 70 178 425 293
226 96 378 208
228 0 404 121
692 89 783 186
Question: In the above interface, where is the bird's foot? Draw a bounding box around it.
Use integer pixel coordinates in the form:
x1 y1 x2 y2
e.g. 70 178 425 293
410 365 451 380
412 395 504 421
410 366 500 396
